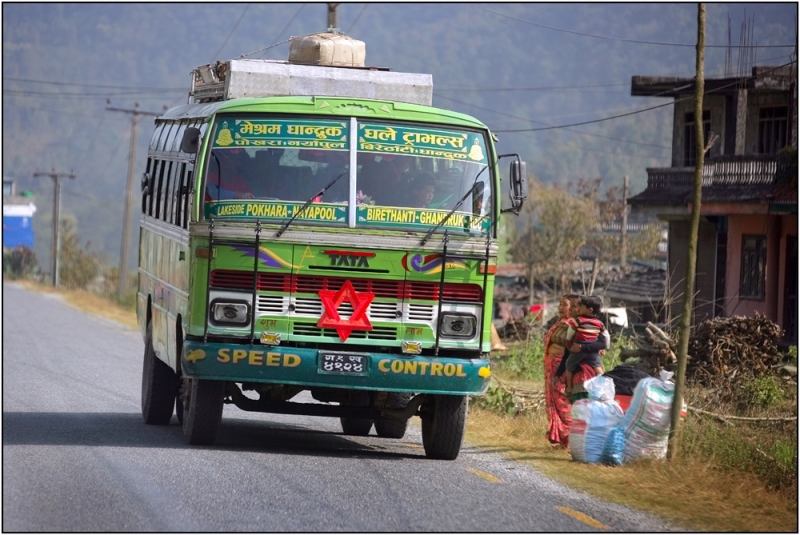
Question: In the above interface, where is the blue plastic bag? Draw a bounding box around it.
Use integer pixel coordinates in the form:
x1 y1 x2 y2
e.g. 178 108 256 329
569 376 624 464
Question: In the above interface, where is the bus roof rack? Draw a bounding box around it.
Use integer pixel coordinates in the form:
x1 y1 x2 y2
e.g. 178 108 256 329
189 58 433 106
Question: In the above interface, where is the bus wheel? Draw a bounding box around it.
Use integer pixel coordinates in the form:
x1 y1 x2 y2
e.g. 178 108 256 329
175 388 184 425
374 392 412 439
182 378 225 446
421 395 467 460
141 322 178 425
340 417 373 436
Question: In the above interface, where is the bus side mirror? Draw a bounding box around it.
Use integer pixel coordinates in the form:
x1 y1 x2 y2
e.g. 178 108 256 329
510 160 528 206
181 127 201 154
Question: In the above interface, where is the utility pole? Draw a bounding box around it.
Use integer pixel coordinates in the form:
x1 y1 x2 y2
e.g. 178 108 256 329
107 102 161 297
34 169 75 287
620 175 629 271
327 3 340 31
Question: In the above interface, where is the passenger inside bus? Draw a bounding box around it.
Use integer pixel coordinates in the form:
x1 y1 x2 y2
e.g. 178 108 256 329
406 172 437 208
205 148 255 201
357 154 413 206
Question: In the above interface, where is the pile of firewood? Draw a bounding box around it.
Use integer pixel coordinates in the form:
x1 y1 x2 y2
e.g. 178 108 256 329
619 322 677 376
497 318 538 341
686 313 784 390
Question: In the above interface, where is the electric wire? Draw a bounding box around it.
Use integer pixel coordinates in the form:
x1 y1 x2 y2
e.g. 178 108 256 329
346 4 368 34
212 3 251 62
73 108 109 177
433 93 671 150
494 61 795 133
262 3 306 58
3 77 185 91
476 5 796 48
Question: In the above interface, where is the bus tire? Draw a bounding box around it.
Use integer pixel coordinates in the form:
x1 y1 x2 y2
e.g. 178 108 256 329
374 392 412 439
141 322 178 425
340 417 373 436
175 392 184 425
421 395 467 460
182 378 225 446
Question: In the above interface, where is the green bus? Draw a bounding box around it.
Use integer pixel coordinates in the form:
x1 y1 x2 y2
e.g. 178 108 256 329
137 58 527 460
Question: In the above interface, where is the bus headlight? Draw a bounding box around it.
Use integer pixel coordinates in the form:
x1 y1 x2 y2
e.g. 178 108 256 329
440 314 477 338
210 299 250 326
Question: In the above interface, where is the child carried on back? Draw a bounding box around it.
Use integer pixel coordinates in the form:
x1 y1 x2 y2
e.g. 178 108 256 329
557 295 610 394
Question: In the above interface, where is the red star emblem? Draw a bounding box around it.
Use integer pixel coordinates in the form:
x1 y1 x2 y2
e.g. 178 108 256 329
317 280 374 341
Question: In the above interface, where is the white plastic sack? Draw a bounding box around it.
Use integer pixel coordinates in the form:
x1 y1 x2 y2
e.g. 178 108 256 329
569 376 624 464
620 370 675 462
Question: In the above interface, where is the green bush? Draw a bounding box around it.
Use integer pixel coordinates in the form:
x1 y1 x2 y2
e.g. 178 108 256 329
3 246 38 279
58 220 101 290
741 376 785 408
472 383 518 415
496 335 545 381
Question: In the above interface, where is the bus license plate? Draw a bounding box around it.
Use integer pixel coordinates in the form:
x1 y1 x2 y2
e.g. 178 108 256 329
318 352 368 376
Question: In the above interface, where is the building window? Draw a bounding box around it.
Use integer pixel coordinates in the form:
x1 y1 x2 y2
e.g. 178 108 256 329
758 106 788 154
740 234 766 300
684 110 711 166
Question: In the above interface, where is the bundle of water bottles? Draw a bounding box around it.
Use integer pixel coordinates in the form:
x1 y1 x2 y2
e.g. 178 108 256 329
569 370 680 465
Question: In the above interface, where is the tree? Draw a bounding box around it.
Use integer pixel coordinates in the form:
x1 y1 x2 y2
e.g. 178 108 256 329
668 2 705 460
506 177 596 305
628 223 665 263
58 219 101 290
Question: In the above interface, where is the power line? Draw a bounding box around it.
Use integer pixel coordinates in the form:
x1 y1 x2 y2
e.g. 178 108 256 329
434 92 671 150
435 81 629 93
493 60 796 132
3 88 182 97
213 3 251 62
347 4 368 34
2 101 101 118
3 76 185 91
74 107 109 176
259 3 306 59
476 5 795 49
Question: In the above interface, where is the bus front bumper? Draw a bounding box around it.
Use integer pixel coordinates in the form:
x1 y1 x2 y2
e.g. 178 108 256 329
182 340 491 396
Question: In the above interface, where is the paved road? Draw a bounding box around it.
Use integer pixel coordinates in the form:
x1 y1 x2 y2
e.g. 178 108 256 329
2 282 678 531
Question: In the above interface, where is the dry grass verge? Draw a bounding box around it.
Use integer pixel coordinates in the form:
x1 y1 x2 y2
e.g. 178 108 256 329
11 280 138 330
465 404 798 532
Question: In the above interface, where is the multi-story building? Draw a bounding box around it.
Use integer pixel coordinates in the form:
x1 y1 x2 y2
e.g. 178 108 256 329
628 65 797 345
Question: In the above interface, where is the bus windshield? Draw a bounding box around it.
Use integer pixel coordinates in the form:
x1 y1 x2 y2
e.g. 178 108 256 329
203 116 493 234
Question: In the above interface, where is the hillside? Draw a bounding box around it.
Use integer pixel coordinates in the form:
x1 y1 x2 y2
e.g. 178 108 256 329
2 3 796 269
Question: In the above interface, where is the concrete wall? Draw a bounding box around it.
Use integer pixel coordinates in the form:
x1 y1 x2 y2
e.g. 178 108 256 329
667 219 717 325
724 214 791 325
745 92 793 154
672 95 726 166
673 90 792 164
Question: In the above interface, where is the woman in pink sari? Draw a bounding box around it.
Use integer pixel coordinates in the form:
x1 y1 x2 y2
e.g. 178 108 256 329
543 294 579 447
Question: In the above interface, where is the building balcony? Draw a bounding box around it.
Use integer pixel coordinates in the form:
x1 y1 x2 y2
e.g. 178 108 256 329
631 152 796 210
645 154 784 190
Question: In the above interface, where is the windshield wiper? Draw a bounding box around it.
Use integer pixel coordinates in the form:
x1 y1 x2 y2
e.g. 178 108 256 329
419 165 488 246
275 170 348 238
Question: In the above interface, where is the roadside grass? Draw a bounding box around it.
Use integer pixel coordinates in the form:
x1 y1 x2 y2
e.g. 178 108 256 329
465 403 797 532
12 279 138 330
11 280 798 531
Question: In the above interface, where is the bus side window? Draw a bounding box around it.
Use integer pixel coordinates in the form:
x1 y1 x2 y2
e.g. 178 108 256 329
183 166 193 229
142 158 154 214
158 124 173 152
150 124 164 152
174 162 186 226
173 162 183 226
162 161 175 223
153 160 166 220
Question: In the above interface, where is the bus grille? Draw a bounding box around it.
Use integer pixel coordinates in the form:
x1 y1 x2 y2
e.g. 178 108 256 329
210 269 482 302
292 322 398 340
